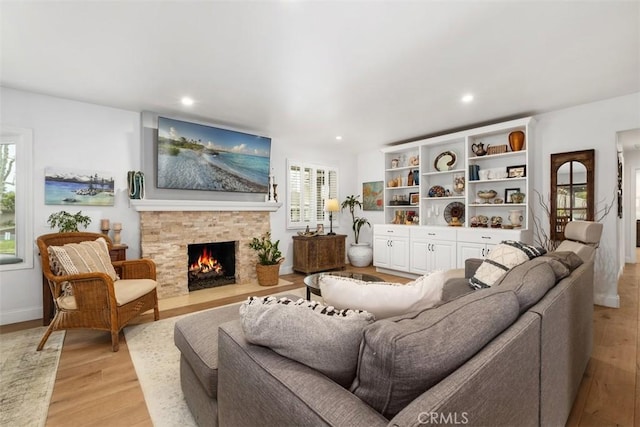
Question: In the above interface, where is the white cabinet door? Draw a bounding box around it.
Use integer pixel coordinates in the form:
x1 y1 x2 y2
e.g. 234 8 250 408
389 238 410 271
410 239 429 275
457 241 485 267
373 236 390 268
431 239 457 271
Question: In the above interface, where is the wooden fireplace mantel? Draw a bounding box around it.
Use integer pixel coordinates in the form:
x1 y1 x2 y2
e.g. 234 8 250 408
130 199 282 212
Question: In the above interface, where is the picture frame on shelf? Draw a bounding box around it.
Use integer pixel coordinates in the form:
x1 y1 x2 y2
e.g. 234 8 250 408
505 188 521 204
409 192 419 205
507 165 526 178
316 224 324 234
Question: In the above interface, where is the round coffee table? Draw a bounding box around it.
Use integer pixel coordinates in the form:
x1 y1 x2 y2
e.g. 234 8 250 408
303 271 384 300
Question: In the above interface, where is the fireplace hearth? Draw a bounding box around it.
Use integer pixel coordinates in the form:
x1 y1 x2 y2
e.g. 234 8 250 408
188 241 236 291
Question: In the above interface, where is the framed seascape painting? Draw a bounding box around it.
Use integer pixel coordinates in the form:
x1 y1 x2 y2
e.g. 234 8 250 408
157 117 271 194
362 181 384 211
45 167 115 206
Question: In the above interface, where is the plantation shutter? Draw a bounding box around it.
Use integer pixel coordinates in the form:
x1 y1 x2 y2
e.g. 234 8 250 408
287 160 339 229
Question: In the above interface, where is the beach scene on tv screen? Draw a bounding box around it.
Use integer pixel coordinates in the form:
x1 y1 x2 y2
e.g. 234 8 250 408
157 117 271 193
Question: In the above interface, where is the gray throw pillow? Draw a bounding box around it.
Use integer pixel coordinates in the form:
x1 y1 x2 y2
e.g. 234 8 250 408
351 289 519 417
239 296 374 387
498 258 558 312
541 251 584 272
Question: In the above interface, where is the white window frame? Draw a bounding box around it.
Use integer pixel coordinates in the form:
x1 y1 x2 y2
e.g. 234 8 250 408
286 159 339 230
0 126 34 271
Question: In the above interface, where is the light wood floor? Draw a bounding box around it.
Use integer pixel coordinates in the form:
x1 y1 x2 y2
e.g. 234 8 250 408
1 264 637 426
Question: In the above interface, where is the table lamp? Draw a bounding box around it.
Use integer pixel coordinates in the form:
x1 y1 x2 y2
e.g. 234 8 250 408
325 198 340 235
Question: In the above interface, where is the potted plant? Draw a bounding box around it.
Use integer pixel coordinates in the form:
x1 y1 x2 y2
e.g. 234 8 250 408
47 210 92 232
248 232 284 286
341 195 373 267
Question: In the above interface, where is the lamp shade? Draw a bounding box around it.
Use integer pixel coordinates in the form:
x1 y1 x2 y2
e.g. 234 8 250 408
325 198 340 212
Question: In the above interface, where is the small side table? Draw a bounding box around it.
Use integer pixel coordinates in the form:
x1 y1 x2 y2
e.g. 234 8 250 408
109 244 128 261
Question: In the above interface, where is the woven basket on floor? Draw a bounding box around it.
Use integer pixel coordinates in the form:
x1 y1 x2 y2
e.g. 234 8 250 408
256 259 284 286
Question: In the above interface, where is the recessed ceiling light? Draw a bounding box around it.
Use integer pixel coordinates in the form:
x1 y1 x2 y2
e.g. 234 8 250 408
181 96 194 106
461 94 474 103
336 136 343 141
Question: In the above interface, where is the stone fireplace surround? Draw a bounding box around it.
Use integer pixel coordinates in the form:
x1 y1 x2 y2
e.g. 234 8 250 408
131 200 281 299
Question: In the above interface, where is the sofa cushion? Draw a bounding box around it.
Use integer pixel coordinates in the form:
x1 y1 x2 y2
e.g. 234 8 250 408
498 258 558 313
239 296 374 387
350 288 520 418
174 303 244 398
469 241 546 289
319 270 448 319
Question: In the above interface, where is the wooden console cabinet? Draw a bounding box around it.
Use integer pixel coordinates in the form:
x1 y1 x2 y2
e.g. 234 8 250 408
292 234 346 274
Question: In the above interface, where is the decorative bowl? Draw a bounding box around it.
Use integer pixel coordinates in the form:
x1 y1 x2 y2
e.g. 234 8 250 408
477 190 497 202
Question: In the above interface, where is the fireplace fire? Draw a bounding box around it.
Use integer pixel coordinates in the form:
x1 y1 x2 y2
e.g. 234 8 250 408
187 241 236 291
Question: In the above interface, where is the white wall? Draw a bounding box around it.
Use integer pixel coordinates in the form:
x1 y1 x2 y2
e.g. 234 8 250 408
0 87 359 323
357 92 640 308
0 87 142 324
519 93 639 307
3 87 638 323
270 140 358 274
623 147 640 264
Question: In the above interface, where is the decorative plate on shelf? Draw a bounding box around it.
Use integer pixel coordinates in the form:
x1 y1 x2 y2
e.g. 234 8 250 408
428 185 446 197
444 202 465 224
434 150 457 171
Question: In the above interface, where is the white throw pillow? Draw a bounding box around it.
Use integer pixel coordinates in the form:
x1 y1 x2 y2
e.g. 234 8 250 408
239 296 374 387
469 240 547 290
319 270 448 319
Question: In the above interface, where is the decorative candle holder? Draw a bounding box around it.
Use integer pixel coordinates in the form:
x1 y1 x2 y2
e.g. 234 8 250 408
100 219 110 235
113 223 122 244
272 184 278 203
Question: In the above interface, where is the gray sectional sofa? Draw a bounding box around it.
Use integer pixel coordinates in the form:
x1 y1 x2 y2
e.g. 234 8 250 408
174 221 602 427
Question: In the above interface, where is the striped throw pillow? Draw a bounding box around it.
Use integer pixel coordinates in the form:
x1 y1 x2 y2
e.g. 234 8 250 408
469 240 546 290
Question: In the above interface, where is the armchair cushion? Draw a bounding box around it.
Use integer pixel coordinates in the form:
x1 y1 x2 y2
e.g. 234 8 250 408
56 278 157 310
114 279 157 305
48 237 118 281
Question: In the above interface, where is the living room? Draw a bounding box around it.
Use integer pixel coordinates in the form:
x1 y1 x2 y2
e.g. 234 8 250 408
1 1 639 426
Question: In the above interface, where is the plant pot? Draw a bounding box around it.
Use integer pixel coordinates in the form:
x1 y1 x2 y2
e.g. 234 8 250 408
347 243 373 267
256 260 283 286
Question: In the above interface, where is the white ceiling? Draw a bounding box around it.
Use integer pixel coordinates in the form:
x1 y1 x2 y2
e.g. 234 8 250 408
1 1 639 153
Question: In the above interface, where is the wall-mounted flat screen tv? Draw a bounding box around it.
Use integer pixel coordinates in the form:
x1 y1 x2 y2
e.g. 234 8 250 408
157 116 271 194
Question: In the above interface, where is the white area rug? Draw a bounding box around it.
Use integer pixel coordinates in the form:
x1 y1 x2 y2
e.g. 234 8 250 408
124 312 197 427
0 328 65 427
124 288 305 426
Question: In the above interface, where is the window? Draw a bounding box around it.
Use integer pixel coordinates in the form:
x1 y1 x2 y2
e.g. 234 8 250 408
0 126 33 270
286 160 338 229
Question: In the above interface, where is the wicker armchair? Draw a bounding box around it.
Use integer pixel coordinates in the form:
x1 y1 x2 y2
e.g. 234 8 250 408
37 232 159 352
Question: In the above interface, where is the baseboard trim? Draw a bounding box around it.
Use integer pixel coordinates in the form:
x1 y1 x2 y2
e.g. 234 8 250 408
0 306 42 326
594 293 620 308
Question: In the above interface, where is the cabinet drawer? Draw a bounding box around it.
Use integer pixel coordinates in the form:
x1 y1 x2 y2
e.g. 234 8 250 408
457 228 526 245
410 226 457 241
374 224 410 238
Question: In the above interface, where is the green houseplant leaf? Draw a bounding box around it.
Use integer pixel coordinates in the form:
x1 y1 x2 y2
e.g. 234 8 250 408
341 195 370 244
248 232 283 265
47 210 92 232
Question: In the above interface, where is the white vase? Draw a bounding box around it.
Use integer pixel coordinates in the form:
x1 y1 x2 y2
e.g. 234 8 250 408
348 243 373 267
509 210 523 227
